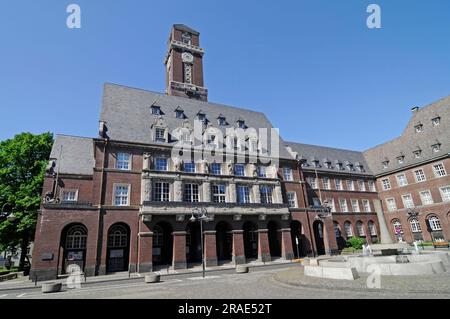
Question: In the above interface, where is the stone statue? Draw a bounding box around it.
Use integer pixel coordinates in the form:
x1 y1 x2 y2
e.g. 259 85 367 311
173 157 183 172
203 160 210 174
227 162 234 175
143 153 152 170
252 165 258 178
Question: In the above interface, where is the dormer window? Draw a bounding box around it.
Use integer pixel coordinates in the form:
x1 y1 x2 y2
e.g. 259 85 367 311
382 160 389 169
323 159 331 169
413 149 422 158
151 105 161 115
155 128 165 143
237 119 245 129
217 115 227 126
336 162 343 170
181 32 192 45
346 164 354 171
397 156 405 164
432 117 441 126
415 124 423 133
312 160 320 168
206 134 217 148
175 108 185 119
432 143 441 153
197 112 206 123
357 164 364 172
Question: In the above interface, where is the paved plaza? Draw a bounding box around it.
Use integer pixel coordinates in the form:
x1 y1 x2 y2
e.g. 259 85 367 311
1 263 449 299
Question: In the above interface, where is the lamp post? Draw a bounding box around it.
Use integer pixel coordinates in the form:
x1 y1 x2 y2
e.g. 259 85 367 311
189 206 211 278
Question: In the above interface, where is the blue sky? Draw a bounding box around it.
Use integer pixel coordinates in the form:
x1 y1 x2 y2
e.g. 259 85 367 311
1 0 449 151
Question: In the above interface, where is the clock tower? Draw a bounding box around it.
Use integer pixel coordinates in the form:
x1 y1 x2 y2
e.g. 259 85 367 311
164 24 208 101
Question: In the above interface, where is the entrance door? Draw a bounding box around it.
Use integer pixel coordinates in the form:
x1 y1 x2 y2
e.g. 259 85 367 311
243 222 258 259
313 221 325 255
63 224 87 274
107 224 130 273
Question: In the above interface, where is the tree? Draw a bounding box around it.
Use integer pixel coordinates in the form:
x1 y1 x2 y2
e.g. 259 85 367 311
0 132 53 271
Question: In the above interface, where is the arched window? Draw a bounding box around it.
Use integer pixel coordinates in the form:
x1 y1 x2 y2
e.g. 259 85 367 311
153 225 164 246
333 222 341 238
108 225 128 248
356 221 365 236
410 219 422 233
368 221 377 236
392 220 403 235
66 225 87 249
428 216 442 231
344 222 353 237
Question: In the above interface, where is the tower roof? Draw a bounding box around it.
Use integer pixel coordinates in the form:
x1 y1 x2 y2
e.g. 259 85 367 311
173 24 200 35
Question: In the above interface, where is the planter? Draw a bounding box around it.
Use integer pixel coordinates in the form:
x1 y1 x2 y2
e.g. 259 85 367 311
236 265 249 274
144 274 161 283
41 282 62 293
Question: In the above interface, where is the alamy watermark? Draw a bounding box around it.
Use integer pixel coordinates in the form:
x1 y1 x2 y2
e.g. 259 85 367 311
66 4 81 29
367 4 382 29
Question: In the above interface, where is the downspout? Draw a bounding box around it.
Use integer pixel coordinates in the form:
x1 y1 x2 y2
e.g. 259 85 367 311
297 160 316 257
95 138 108 275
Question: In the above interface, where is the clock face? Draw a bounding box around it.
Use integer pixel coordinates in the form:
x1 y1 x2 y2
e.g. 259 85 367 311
182 52 194 63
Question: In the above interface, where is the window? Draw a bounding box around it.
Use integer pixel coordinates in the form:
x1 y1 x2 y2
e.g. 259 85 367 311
116 153 131 170
414 169 426 182
324 161 332 169
218 116 226 126
151 106 161 115
362 199 370 212
206 134 217 148
155 158 168 171
432 117 441 126
339 199 348 212
211 163 221 175
433 163 446 177
66 225 87 249
432 143 441 153
428 216 442 231
346 164 354 171
386 198 397 211
336 162 343 170
155 128 165 142
410 219 422 233
344 222 353 237
334 223 341 237
183 162 196 173
197 112 206 123
415 124 423 133
153 182 169 202
108 225 128 248
114 185 130 206
402 194 414 208
212 184 226 203
237 185 250 204
286 192 297 208
368 180 376 192
382 160 389 169
283 167 293 181
335 179 342 190
237 120 245 129
308 177 317 189
382 178 391 190
258 166 266 178
312 197 321 207
347 180 355 191
175 109 184 119
234 164 245 176
62 190 77 202
397 156 405 164
358 180 366 191
357 164 364 172
260 185 273 204
393 220 403 235
356 222 365 236
327 198 336 212
312 160 320 168
322 177 330 190
396 174 408 187
180 131 191 144
184 184 199 202
440 186 450 202
413 150 422 158
368 221 377 236
351 199 360 212
419 190 433 205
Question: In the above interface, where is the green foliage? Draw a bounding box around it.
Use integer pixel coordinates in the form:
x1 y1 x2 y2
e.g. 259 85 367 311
0 132 53 252
345 237 366 250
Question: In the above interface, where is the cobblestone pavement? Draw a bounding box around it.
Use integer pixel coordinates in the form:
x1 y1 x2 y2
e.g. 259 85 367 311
1 265 449 299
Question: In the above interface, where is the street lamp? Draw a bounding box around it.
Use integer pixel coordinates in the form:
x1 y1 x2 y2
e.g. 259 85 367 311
189 206 211 278
0 204 16 222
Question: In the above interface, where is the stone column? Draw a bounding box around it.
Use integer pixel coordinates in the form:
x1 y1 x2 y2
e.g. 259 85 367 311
204 230 218 267
137 232 153 273
324 219 338 255
231 230 245 265
257 229 271 262
373 199 393 244
252 184 261 204
280 228 294 260
203 181 211 203
364 223 373 244
141 176 152 204
172 231 187 270
143 153 151 170
228 182 236 203
174 180 183 202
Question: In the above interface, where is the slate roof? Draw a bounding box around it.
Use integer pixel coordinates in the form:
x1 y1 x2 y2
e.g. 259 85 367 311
49 135 95 175
285 142 373 176
363 95 450 176
173 24 200 36
100 83 292 159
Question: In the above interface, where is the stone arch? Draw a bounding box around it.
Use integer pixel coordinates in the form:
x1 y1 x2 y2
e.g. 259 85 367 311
106 223 130 273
